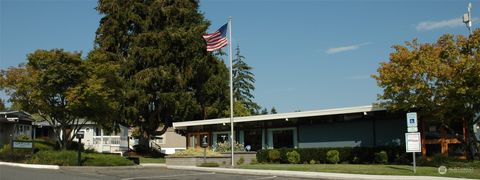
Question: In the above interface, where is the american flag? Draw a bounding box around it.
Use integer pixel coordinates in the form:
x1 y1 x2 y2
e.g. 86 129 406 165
203 23 228 52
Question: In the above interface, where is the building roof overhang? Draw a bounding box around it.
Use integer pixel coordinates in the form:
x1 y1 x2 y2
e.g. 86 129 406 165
173 105 386 130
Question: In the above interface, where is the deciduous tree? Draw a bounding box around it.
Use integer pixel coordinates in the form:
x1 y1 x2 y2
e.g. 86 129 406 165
0 49 116 149
373 31 480 159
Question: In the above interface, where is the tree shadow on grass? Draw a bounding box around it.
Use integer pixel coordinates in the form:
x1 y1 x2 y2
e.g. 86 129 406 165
386 165 412 172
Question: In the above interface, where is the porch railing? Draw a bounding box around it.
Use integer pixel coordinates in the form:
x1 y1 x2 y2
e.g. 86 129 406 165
93 136 121 145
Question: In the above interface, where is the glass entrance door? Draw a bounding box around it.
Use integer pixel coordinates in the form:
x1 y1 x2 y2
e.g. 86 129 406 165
244 129 262 151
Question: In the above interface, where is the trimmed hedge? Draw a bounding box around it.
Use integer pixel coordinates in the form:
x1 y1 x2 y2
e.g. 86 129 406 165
257 147 407 164
27 150 134 166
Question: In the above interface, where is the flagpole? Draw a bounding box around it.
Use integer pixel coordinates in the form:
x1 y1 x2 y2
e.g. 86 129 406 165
228 17 235 168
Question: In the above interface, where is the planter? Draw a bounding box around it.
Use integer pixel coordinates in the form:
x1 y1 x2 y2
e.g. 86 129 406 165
165 151 256 167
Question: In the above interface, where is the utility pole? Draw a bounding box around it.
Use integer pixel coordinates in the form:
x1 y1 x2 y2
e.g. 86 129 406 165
463 2 473 35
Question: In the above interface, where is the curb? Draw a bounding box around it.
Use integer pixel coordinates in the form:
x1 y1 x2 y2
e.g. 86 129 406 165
0 161 59 170
140 163 166 168
166 165 470 180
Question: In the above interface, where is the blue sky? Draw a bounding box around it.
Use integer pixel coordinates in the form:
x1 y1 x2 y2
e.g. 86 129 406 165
0 0 475 113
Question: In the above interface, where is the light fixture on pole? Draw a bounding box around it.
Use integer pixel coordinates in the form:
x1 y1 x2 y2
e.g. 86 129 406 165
463 2 473 35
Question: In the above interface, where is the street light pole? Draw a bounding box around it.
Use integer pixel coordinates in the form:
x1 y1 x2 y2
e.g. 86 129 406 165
463 2 473 35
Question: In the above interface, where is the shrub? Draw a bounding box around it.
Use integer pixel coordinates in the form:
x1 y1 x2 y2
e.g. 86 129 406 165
170 148 221 157
268 149 280 163
236 156 245 165
0 144 31 162
374 151 388 164
352 156 360 164
286 150 300 164
256 146 408 164
16 135 31 140
256 150 268 163
326 150 340 164
83 153 133 166
309 159 316 164
393 154 410 165
27 150 78 166
431 153 450 166
214 141 245 152
199 162 220 167
250 158 258 165
27 150 133 166
33 138 56 152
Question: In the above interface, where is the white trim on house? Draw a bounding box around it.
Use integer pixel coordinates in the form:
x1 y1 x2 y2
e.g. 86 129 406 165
173 105 385 129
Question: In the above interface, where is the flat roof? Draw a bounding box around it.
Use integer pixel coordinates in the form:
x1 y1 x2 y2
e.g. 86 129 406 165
173 105 385 129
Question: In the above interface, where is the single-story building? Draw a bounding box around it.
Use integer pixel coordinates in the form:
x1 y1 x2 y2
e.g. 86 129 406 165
173 105 473 158
173 105 402 151
0 111 34 147
151 127 186 154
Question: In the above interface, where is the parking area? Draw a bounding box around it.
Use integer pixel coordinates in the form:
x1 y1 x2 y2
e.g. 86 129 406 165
0 165 312 180
71 166 307 180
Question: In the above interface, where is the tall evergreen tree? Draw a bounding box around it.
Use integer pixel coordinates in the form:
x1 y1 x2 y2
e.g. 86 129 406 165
270 107 277 114
94 0 228 144
233 44 260 114
260 108 268 115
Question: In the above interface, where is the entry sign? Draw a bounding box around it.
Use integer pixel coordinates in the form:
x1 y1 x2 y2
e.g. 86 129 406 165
405 132 421 152
13 141 33 149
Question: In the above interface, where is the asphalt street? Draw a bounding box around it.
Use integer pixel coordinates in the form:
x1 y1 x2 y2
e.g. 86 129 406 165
0 165 311 180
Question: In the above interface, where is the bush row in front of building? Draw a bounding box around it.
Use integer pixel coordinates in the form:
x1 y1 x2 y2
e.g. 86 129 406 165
256 147 409 164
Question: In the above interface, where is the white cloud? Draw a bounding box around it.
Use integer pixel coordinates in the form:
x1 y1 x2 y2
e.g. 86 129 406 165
415 17 477 31
326 42 371 54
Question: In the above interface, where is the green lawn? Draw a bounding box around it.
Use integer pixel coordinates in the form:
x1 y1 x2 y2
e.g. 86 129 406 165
140 157 165 164
239 164 480 179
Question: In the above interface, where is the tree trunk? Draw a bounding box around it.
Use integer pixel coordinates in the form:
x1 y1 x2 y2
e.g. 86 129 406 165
467 120 479 160
62 126 68 150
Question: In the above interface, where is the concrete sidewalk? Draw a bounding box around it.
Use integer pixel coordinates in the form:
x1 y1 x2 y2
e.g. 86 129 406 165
0 161 59 169
166 165 473 180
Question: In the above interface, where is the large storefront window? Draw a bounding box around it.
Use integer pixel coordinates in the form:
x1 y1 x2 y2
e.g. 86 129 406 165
244 129 262 151
216 133 229 144
272 129 294 148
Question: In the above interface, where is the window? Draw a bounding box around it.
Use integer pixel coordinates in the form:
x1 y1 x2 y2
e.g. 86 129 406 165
95 127 101 136
216 133 229 144
154 135 164 144
272 129 294 148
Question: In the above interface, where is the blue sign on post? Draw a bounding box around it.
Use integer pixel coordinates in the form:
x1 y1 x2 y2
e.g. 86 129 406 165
406 112 418 127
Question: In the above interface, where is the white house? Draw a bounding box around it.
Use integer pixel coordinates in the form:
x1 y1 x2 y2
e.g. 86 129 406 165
72 123 129 154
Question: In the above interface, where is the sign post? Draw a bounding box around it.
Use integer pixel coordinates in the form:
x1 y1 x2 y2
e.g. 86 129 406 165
406 132 421 173
406 112 420 173
201 135 208 164
76 131 84 166
406 112 418 132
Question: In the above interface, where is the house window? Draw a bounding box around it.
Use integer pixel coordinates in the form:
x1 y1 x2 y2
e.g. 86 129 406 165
154 135 164 144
